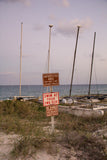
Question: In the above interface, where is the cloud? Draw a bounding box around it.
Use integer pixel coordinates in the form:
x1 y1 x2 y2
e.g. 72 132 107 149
0 0 31 6
56 18 92 36
62 0 70 7
48 14 56 21
34 24 44 31
99 58 107 62
0 72 16 76
51 0 70 8
22 54 31 58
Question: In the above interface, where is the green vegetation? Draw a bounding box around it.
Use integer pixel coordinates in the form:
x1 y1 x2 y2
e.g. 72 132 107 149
0 100 107 159
0 100 48 134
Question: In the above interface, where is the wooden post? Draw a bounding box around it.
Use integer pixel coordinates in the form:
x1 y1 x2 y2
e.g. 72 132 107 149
48 25 54 134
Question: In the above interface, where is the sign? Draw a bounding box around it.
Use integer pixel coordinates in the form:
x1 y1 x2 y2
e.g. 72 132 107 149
43 92 59 106
43 73 59 87
46 105 58 117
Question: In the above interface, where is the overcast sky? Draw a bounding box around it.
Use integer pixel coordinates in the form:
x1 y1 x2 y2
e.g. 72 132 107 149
0 0 107 85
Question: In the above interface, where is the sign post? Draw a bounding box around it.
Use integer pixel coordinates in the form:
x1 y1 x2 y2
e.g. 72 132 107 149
46 106 58 117
43 92 59 106
48 24 55 134
43 92 59 133
42 25 59 134
43 73 59 87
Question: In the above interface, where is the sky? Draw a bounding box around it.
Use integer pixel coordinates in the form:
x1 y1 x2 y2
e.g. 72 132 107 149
0 0 107 85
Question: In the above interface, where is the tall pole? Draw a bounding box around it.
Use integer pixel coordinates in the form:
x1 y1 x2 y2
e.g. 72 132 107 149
47 25 53 92
88 32 96 96
48 25 54 133
69 26 80 97
48 25 53 74
19 22 23 96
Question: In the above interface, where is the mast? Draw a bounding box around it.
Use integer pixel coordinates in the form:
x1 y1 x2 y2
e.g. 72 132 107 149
88 32 96 96
19 22 23 96
48 25 53 74
69 26 80 97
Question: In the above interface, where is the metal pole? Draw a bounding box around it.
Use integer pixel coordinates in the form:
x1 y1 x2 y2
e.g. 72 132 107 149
19 22 23 96
69 26 80 97
88 32 96 96
48 25 53 92
48 25 54 134
48 25 53 73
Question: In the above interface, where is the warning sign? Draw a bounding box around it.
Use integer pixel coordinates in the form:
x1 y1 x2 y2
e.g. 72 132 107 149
46 105 58 117
43 92 59 106
43 73 59 87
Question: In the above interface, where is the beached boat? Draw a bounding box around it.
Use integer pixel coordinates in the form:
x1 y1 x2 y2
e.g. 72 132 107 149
61 26 80 104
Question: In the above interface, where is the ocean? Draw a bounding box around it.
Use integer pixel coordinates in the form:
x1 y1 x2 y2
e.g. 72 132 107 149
0 84 107 100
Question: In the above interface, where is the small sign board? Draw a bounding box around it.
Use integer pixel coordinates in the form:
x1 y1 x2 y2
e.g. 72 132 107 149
43 73 59 87
43 92 59 106
46 105 58 117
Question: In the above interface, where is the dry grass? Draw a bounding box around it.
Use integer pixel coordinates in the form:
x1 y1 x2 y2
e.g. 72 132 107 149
0 100 107 159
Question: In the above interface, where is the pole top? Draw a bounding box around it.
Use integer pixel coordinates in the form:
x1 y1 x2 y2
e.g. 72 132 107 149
49 24 53 28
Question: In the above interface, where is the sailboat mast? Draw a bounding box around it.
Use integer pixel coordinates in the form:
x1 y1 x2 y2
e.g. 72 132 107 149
19 22 23 96
88 32 96 96
69 26 80 97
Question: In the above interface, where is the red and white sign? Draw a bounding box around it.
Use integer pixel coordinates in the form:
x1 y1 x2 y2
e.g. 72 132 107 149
43 92 59 106
46 105 58 117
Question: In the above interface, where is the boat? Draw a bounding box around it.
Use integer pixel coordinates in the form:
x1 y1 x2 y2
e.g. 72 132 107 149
61 26 80 104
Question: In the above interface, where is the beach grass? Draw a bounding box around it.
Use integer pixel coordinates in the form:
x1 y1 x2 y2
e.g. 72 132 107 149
0 100 107 159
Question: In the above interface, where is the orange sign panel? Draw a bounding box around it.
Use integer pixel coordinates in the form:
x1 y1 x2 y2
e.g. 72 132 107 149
43 92 59 106
43 73 59 87
46 105 58 117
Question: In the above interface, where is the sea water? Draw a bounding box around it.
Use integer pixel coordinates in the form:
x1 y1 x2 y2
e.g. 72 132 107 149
0 84 107 100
